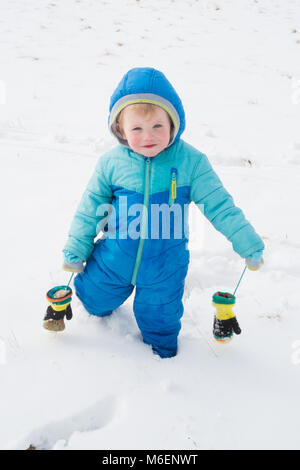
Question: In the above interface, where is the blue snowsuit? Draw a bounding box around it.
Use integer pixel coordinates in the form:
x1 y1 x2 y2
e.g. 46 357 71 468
63 67 264 358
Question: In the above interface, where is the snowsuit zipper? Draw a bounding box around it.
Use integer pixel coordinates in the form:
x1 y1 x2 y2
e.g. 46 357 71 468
168 167 177 206
131 157 151 286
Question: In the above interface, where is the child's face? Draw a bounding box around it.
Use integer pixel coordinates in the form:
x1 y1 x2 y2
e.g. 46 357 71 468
118 105 171 157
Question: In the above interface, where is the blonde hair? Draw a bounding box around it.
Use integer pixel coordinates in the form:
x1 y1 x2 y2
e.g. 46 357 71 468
116 103 174 141
117 103 160 125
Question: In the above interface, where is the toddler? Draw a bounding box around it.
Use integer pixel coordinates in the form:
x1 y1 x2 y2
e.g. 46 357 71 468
62 67 264 358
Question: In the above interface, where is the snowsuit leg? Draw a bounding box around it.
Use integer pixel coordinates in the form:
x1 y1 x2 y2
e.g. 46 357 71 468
133 268 187 358
74 250 134 317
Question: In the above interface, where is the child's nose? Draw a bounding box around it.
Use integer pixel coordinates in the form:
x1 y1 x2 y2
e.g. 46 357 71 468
144 128 154 139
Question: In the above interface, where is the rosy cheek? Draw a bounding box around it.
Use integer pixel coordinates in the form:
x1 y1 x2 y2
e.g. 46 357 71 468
128 135 140 147
159 129 170 142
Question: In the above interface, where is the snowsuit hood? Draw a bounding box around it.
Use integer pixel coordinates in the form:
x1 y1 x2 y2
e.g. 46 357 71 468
108 67 186 148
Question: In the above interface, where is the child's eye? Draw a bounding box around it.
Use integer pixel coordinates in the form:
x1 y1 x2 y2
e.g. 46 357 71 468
154 124 162 128
132 127 142 131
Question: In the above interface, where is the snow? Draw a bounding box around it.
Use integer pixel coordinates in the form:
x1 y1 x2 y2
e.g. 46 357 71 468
1 0 300 450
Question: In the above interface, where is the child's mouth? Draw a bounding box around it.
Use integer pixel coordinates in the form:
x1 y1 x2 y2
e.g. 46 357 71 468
144 144 156 148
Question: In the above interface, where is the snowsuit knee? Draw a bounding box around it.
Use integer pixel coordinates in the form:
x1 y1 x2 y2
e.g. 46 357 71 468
63 67 264 357
74 236 188 357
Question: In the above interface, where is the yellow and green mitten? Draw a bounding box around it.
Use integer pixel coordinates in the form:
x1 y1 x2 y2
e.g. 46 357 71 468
43 286 73 332
212 292 241 343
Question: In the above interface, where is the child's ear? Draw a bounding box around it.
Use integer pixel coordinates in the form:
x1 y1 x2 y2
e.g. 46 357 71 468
116 122 125 139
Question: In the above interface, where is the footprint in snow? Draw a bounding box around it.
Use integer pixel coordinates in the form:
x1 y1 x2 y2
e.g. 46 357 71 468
6 395 117 450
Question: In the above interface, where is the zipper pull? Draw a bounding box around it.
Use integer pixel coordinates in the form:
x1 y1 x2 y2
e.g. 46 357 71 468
169 167 177 206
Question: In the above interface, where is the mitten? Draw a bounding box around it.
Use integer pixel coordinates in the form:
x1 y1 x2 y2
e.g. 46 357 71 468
43 285 73 332
212 292 241 343
62 249 84 273
213 315 241 343
245 249 264 271
43 304 72 331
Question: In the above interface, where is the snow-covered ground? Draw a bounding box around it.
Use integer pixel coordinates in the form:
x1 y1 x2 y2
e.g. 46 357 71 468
1 0 300 450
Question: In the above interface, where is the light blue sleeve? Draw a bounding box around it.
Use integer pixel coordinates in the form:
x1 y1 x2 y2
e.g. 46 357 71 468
190 153 264 258
63 156 113 261
63 250 83 263
247 249 264 261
